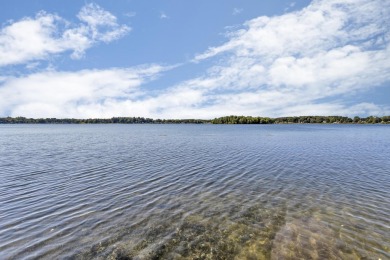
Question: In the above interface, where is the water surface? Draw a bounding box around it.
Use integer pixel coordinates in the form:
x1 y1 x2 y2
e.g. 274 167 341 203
0 124 389 259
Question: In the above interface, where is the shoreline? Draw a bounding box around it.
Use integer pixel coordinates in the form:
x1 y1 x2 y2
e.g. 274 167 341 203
1 115 389 124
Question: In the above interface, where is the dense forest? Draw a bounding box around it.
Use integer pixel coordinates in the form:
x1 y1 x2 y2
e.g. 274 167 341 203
0 116 389 124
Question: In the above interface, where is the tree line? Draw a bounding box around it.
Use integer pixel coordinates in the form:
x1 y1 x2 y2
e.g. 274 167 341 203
0 115 389 124
211 115 390 124
0 117 208 124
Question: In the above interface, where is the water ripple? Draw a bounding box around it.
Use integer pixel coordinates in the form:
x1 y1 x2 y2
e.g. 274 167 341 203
0 124 389 259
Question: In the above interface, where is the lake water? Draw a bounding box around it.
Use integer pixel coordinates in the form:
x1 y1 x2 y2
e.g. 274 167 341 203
0 124 389 259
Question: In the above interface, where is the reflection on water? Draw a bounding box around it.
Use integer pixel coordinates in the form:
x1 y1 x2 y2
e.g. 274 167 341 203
0 124 389 259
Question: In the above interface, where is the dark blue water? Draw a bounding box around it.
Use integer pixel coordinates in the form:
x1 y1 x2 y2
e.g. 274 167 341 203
0 124 389 259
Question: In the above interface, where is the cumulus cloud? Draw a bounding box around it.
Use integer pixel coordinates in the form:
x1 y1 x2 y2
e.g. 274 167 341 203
0 3 130 66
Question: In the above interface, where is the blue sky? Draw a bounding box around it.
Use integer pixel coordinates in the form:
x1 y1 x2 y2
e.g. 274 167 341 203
0 0 389 119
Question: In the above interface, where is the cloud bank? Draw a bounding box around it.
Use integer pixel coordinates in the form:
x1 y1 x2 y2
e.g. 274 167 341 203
0 65 168 118
0 0 389 118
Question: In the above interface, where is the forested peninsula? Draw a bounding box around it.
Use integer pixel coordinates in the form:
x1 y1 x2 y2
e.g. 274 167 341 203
1 115 389 124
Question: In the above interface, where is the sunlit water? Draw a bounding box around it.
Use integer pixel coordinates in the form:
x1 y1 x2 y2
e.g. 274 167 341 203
0 124 389 259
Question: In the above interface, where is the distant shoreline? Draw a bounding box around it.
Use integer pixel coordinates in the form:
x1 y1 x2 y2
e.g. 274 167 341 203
1 116 389 124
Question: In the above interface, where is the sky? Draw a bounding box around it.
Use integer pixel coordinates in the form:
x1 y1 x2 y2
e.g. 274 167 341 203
0 0 389 119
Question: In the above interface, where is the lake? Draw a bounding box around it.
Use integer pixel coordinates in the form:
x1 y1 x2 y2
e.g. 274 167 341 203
0 124 389 259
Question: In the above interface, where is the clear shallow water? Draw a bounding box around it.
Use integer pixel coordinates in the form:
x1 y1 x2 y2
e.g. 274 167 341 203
0 124 389 259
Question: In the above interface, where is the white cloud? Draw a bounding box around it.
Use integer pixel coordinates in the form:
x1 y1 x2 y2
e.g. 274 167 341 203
124 12 137 18
25 62 40 70
195 0 390 62
78 3 117 27
0 65 167 118
0 3 130 66
77 3 129 43
233 8 243 16
285 2 296 12
160 12 169 19
179 0 390 117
